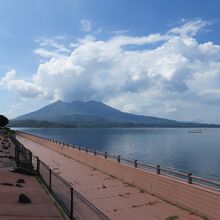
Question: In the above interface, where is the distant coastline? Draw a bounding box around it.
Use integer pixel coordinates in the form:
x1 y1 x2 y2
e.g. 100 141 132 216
11 100 220 128
9 119 220 128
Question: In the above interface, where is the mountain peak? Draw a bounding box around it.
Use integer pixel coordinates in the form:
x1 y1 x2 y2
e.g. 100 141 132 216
14 99 185 127
53 100 63 104
53 100 103 105
13 99 216 127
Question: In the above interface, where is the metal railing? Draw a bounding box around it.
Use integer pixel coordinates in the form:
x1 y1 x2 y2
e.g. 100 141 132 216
10 134 33 170
35 157 109 220
12 134 109 220
16 131 220 192
36 159 73 218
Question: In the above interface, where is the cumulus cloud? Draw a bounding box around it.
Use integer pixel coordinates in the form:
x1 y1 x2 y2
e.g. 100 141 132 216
168 19 209 36
34 38 70 58
34 48 59 58
0 70 44 98
35 38 70 53
80 19 92 32
2 18 220 122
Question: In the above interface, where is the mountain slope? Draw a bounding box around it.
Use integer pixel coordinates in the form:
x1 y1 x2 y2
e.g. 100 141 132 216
12 100 219 127
15 100 178 125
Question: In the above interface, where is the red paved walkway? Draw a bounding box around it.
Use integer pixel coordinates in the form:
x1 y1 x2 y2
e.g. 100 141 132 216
0 133 63 220
18 135 204 220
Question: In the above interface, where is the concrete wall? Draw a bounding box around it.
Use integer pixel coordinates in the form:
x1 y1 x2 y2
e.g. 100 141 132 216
17 131 220 220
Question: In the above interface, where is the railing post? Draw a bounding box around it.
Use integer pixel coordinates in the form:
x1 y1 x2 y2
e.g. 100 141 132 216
70 187 73 219
37 157 40 175
134 160 137 168
49 169 52 191
117 155 120 163
17 150 20 167
29 153 32 169
188 173 192 184
21 145 24 155
105 152 107 159
157 165 160 174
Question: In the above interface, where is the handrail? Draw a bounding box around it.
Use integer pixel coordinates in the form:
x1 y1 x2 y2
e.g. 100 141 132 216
14 136 109 220
160 168 188 178
16 130 220 191
40 160 73 189
192 175 220 188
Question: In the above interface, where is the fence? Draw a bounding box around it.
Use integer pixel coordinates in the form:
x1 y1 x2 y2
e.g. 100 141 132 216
83 146 220 190
16 131 220 191
11 134 109 220
45 139 220 190
36 158 73 218
10 134 33 170
36 159 109 220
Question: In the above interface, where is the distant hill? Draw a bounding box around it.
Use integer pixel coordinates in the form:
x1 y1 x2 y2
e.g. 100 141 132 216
10 100 220 128
9 119 74 128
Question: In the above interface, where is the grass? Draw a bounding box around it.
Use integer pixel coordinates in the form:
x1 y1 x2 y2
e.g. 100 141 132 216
118 192 130 198
166 215 179 220
132 204 143 208
147 201 159 206
110 175 117 179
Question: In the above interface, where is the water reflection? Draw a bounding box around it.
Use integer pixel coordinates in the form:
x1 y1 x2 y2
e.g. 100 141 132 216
15 127 220 180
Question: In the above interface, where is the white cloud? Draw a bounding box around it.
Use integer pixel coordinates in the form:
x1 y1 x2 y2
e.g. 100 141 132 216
2 19 220 122
168 19 209 36
94 28 103 34
34 48 59 58
80 19 92 32
35 38 70 53
0 70 44 98
34 38 70 59
113 30 129 35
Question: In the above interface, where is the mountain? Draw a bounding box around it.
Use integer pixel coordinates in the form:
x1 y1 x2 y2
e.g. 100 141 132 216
9 119 74 128
11 100 219 128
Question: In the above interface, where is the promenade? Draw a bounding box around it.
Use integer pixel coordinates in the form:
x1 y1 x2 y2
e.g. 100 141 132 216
0 132 63 220
17 135 204 220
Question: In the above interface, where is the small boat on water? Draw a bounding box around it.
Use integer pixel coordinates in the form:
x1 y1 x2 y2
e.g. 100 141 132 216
188 129 203 133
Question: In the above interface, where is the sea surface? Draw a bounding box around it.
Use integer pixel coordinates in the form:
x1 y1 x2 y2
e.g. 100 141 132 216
14 127 220 181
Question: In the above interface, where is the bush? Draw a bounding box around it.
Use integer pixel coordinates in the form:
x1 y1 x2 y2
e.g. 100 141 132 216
0 115 9 127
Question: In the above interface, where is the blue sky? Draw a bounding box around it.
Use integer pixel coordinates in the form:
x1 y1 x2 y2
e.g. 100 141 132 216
1 0 220 123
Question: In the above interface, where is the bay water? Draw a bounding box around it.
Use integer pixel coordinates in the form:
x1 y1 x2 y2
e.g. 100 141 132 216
15 127 220 181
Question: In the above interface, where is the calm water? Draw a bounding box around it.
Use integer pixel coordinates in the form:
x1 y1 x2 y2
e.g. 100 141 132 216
15 127 220 180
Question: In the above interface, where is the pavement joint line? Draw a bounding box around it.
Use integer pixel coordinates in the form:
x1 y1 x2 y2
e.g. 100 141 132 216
16 134 208 219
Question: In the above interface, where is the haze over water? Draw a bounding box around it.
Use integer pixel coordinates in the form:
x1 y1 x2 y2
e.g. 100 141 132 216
15 127 220 181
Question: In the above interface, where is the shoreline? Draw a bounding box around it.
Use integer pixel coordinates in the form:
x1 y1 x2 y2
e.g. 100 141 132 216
13 127 220 182
17 131 220 220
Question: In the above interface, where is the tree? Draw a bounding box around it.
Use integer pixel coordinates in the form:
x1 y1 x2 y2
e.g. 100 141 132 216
0 115 9 127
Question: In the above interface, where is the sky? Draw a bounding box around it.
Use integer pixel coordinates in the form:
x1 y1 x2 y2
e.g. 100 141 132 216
1 0 220 123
